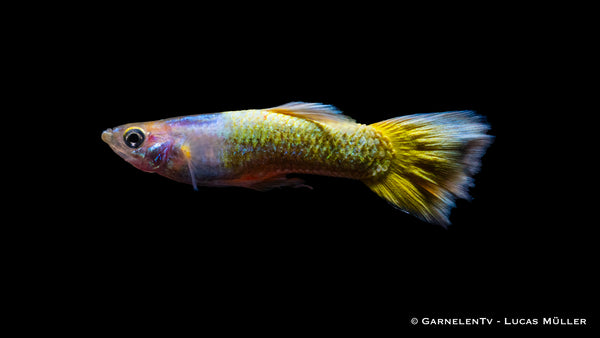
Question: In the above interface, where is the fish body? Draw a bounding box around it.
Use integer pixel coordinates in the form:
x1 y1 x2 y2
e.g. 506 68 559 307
102 102 493 225
218 107 393 185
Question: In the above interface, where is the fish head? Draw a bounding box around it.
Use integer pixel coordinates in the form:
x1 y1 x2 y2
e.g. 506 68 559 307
102 121 172 172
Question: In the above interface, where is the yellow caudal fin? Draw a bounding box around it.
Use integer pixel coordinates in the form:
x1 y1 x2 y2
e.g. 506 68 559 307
364 111 493 227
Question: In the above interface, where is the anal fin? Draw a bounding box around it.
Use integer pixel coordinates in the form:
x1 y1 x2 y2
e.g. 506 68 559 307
230 174 312 191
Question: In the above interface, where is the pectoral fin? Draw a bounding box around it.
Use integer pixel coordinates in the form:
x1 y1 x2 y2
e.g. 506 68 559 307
181 143 198 191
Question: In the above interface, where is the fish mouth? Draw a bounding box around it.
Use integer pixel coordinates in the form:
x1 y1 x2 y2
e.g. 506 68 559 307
101 128 113 144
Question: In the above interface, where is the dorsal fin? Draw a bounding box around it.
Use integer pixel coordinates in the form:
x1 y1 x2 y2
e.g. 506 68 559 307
266 102 355 124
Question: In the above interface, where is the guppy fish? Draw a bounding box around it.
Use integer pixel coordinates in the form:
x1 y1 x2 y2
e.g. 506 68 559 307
102 102 493 226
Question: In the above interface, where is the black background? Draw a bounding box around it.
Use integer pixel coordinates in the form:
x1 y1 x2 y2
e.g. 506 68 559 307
25 4 593 333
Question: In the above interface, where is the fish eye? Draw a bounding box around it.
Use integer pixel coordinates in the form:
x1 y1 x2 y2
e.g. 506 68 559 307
123 128 145 148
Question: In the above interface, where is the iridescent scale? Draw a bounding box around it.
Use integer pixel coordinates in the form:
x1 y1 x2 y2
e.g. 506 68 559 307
221 110 394 179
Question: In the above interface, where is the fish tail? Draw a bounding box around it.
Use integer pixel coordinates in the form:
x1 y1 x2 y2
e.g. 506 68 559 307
363 111 493 226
